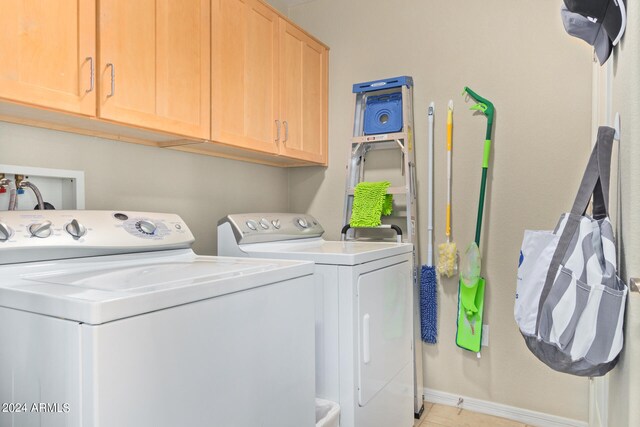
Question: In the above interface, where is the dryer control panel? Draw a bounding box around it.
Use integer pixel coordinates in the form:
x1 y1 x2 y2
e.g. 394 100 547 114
0 210 194 264
218 213 324 245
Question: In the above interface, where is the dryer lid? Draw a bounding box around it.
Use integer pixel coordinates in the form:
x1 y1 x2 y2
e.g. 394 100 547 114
240 239 412 265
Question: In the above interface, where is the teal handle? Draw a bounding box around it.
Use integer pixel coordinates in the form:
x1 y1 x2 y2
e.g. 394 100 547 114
463 87 495 246
475 168 488 246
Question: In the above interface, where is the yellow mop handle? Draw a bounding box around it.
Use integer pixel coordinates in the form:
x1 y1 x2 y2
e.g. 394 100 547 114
446 106 453 239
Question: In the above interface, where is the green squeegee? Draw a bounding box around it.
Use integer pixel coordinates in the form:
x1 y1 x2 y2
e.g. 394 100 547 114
456 87 494 355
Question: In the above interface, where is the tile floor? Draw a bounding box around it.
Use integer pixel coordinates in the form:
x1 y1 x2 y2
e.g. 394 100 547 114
415 403 536 427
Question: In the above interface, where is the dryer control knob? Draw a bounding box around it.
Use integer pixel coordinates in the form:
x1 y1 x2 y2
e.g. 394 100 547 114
0 222 13 241
65 219 87 238
259 219 270 229
246 220 258 231
271 219 281 229
296 217 308 228
136 220 157 235
29 221 52 238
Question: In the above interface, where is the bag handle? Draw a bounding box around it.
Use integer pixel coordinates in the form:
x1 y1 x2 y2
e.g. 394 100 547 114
593 127 613 219
570 127 614 219
535 126 615 335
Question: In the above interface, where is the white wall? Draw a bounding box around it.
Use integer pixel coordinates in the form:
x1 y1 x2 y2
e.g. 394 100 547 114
607 1 640 425
0 122 289 255
287 0 593 421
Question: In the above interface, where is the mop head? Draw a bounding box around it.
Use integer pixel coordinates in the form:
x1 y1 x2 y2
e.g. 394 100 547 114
350 181 391 227
381 194 393 216
437 242 457 278
456 277 485 353
420 265 438 344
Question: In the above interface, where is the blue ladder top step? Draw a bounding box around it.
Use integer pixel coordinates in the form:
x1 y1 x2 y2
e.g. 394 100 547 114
353 76 413 93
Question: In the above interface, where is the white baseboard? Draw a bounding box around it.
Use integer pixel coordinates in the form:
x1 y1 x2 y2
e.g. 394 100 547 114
423 388 587 427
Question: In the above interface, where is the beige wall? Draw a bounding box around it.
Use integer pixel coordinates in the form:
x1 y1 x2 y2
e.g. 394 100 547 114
266 0 290 14
288 0 593 421
0 122 289 255
607 1 640 425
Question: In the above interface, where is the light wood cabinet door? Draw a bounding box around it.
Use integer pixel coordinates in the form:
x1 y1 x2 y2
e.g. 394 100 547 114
98 0 210 139
278 20 328 165
211 0 279 154
0 0 96 116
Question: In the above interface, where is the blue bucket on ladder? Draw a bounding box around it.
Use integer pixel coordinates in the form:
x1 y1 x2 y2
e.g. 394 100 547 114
352 76 412 136
363 93 403 135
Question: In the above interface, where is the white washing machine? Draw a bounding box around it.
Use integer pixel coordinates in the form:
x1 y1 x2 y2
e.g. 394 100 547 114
218 213 415 427
0 210 316 427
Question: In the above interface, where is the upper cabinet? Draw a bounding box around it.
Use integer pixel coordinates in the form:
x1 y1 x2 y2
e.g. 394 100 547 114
98 0 211 139
211 0 279 154
278 20 328 165
0 0 96 116
0 0 327 166
211 0 328 165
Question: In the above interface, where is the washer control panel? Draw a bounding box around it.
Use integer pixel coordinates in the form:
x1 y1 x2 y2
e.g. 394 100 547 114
0 210 195 264
219 213 324 244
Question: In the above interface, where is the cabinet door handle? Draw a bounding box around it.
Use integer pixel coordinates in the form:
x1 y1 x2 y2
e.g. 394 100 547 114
275 120 281 142
106 63 115 98
85 57 94 93
283 120 288 144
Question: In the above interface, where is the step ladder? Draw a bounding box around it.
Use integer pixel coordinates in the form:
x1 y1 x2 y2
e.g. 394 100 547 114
342 76 424 418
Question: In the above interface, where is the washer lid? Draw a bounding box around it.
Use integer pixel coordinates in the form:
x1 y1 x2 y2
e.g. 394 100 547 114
240 239 413 265
0 249 313 325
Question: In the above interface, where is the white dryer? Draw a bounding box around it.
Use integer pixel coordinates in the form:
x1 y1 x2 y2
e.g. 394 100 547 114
0 210 315 427
218 213 415 427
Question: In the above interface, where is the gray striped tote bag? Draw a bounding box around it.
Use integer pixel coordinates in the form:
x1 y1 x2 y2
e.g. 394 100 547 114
515 126 627 377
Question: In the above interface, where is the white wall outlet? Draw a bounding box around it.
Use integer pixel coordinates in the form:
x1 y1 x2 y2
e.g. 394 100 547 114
481 324 489 347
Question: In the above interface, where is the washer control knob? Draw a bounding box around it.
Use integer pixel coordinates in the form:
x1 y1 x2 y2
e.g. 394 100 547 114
259 219 270 230
136 220 157 235
246 220 258 231
65 219 87 238
296 217 308 228
0 222 13 241
29 221 53 238
271 219 281 229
